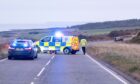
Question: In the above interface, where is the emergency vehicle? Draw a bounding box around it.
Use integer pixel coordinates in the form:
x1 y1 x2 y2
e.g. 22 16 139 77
35 36 79 54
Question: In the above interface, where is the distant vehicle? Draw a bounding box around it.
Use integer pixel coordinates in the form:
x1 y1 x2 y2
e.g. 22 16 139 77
8 39 38 60
114 36 124 41
35 36 80 54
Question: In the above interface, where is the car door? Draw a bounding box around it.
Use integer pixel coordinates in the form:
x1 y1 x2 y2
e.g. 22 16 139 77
53 37 62 50
40 36 51 47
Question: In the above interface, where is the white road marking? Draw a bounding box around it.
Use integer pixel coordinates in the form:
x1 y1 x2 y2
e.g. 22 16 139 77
0 58 7 62
30 81 34 84
37 67 45 77
86 54 129 84
51 56 55 60
45 60 51 67
34 77 37 80
33 55 55 83
36 56 55 77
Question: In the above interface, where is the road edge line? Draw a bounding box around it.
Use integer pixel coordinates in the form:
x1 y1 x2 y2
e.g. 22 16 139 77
37 67 45 77
0 58 7 62
86 54 129 84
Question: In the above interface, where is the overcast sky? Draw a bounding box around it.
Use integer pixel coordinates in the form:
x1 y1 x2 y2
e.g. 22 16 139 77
0 0 140 30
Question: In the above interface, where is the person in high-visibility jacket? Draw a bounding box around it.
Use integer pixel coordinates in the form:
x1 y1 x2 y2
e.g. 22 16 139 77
80 39 87 55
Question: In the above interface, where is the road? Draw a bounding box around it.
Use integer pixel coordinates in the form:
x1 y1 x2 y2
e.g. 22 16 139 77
0 53 129 84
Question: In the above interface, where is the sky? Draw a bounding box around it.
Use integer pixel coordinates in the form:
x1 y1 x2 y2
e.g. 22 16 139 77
0 0 140 30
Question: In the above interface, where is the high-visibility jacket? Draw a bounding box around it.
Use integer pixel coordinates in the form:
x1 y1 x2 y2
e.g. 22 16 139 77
80 39 87 47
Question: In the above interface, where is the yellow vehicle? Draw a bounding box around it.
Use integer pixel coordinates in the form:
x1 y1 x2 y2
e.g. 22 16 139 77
35 36 79 54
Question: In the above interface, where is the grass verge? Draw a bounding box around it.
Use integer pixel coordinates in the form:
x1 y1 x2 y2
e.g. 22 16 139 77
87 43 140 81
0 44 8 59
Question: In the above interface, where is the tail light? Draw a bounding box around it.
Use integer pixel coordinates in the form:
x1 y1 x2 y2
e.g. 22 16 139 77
8 46 15 49
24 47 32 50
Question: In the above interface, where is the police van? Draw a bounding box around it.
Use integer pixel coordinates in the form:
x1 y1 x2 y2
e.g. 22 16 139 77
35 36 79 54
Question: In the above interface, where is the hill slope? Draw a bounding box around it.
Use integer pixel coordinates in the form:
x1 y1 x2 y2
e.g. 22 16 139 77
71 19 140 29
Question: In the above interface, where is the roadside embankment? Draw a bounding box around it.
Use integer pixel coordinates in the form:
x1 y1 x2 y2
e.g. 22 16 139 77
87 42 140 82
0 44 8 59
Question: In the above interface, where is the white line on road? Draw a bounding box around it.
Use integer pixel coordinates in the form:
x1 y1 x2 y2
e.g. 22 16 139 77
51 55 55 60
37 67 45 77
0 58 7 62
36 56 55 77
30 81 34 84
33 55 55 84
45 60 51 67
86 54 129 84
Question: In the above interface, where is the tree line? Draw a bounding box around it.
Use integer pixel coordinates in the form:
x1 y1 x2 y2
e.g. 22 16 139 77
71 19 140 29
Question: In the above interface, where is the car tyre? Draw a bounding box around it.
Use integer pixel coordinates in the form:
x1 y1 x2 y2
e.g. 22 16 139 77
30 57 34 60
35 54 38 59
30 54 35 60
63 48 71 54
8 56 12 60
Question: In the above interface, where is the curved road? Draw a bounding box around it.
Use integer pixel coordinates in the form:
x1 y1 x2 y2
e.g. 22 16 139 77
0 53 129 84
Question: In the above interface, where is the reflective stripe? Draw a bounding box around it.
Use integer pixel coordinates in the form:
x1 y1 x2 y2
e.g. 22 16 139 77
72 37 79 50
44 42 49 46
61 42 66 46
55 42 61 46
66 43 71 46
49 42 55 46
80 39 87 47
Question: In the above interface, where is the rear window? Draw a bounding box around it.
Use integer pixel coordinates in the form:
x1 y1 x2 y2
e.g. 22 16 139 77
16 41 28 44
11 41 29 46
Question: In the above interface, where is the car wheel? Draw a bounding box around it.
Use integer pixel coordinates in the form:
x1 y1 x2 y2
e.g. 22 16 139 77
30 56 34 60
63 48 71 54
30 54 34 60
55 51 57 54
8 56 12 60
35 54 38 58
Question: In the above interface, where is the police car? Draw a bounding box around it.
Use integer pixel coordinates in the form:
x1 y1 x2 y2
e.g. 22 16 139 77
8 39 38 60
35 34 80 54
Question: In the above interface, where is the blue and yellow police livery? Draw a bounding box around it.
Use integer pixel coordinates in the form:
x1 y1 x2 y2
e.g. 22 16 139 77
35 36 79 54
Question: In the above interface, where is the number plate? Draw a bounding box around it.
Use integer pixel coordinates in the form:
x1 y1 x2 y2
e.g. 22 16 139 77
16 48 23 51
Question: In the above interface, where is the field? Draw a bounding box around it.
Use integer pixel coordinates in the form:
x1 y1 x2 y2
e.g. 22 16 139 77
0 26 140 59
87 42 140 81
79 26 140 35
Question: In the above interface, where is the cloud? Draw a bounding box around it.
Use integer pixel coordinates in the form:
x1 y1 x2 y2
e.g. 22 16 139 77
0 0 140 24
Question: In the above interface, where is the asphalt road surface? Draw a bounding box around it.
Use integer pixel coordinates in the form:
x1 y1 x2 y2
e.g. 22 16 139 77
0 53 129 84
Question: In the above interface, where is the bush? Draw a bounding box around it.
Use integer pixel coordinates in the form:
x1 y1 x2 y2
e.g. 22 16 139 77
87 43 140 82
130 32 140 43
0 44 8 59
29 32 40 34
109 30 132 38
78 34 111 41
